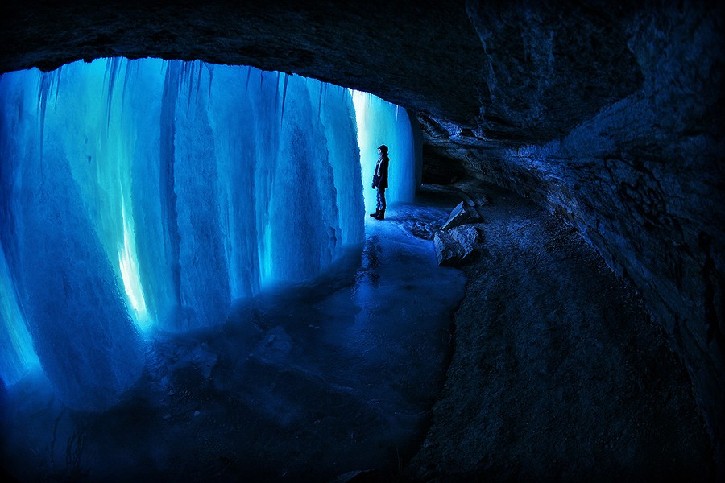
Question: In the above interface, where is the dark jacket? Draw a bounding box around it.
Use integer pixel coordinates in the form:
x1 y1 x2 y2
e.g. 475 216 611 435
374 156 389 189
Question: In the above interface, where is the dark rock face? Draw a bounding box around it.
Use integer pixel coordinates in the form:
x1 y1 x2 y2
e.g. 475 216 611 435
1 0 723 472
438 5 725 464
434 225 481 266
441 201 480 230
411 183 713 481
465 0 643 143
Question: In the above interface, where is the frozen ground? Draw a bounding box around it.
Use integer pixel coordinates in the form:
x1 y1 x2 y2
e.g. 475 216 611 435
1 195 465 482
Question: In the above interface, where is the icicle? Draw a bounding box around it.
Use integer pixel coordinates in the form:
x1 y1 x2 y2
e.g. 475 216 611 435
317 83 324 120
280 72 289 125
195 60 203 97
53 65 63 100
122 59 133 105
37 71 53 171
186 62 195 107
245 65 252 91
160 60 183 309
274 71 281 114
207 64 214 98
103 57 110 86
37 73 51 125
105 57 122 130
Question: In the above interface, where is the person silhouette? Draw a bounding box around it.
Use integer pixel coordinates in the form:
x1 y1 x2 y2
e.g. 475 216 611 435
370 145 389 220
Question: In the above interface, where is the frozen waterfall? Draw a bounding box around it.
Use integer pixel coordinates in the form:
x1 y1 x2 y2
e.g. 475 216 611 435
0 58 417 409
352 90 418 215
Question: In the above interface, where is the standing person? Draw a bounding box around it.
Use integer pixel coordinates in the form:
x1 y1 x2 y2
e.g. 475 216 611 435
370 145 390 220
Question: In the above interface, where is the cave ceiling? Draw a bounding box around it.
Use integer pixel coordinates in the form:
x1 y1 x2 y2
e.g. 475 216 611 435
1 0 642 147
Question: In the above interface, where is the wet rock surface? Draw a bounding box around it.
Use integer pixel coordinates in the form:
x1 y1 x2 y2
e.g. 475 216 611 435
408 183 713 481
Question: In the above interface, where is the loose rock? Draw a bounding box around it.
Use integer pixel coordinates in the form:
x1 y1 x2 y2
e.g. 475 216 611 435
434 225 481 266
441 202 479 230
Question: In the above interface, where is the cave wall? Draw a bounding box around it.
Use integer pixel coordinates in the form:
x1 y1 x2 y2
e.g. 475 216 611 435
0 0 722 464
424 1 725 458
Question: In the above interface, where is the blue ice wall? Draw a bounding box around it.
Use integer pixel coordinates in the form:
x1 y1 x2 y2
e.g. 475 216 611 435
0 58 375 409
352 90 418 215
0 247 39 385
0 64 145 410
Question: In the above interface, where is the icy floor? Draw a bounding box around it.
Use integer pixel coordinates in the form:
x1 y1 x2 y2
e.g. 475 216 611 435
1 198 466 482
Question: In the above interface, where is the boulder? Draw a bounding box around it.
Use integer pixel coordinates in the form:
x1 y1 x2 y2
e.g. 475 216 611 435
434 225 481 266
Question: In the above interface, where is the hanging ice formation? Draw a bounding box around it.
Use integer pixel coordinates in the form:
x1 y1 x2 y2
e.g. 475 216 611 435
0 57 416 410
351 90 417 215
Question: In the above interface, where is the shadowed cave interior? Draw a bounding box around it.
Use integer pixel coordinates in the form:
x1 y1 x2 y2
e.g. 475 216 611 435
0 1 723 481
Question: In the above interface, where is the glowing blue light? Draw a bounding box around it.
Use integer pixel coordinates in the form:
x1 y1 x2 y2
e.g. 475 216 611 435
0 247 40 385
118 201 150 328
351 89 417 217
0 57 418 405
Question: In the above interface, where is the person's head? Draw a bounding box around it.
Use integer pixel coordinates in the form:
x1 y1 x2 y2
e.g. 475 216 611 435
378 145 388 157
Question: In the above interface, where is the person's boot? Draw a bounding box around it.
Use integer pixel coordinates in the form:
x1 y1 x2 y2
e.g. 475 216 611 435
375 209 385 220
369 209 380 218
